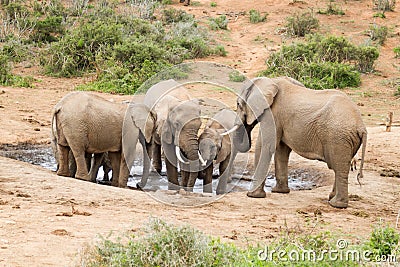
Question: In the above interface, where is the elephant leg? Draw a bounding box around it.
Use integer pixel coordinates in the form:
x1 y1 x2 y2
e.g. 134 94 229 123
89 153 103 183
181 170 189 188
272 142 291 194
165 158 180 190
118 155 130 188
254 129 261 169
186 171 198 192
108 152 121 187
328 166 350 208
329 179 336 200
69 145 90 181
202 164 213 193
102 154 112 182
57 145 71 177
152 142 162 174
247 117 275 198
216 156 231 195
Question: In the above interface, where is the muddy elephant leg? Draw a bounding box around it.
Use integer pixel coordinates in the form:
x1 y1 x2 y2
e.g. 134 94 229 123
272 142 291 193
165 158 180 190
89 153 103 183
181 170 189 189
57 145 71 177
152 142 162 174
118 155 130 188
202 164 213 193
328 166 350 208
108 152 121 187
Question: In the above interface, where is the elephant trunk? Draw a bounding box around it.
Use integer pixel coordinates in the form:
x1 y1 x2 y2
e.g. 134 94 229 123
233 124 252 153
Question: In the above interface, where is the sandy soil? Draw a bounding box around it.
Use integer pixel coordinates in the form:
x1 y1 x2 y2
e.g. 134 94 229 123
0 0 400 266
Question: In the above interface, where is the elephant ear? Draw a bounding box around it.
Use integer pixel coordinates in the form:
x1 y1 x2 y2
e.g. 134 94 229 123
129 104 156 143
215 129 230 164
161 118 173 144
244 77 279 125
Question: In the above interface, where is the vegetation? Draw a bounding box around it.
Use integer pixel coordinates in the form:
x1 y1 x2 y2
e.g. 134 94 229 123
317 0 345 15
229 70 246 82
261 34 379 89
80 218 400 266
209 15 229 30
210 1 217 7
249 9 267 23
373 0 396 12
394 46 400 58
0 0 225 93
369 24 388 45
285 11 319 37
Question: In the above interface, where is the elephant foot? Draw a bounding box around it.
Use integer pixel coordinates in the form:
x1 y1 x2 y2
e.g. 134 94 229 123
247 188 266 198
168 183 180 191
271 186 290 194
75 173 90 181
328 196 348 209
98 180 112 186
57 169 71 177
216 188 225 195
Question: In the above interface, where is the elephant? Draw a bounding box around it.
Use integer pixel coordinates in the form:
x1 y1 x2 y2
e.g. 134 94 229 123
51 91 157 188
223 76 367 208
198 109 238 193
143 79 205 191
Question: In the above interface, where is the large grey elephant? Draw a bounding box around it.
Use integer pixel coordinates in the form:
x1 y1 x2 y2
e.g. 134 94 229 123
198 109 238 194
224 76 367 208
51 92 156 188
143 80 205 191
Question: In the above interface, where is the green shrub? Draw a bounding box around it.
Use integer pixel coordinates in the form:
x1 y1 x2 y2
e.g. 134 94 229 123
31 15 65 43
0 54 34 87
249 9 267 23
261 34 379 89
367 222 399 260
210 1 217 7
209 15 228 30
285 11 319 37
161 8 194 24
373 12 386 18
369 24 388 45
0 39 30 63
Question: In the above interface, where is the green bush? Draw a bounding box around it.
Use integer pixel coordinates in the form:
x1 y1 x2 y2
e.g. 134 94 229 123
0 54 34 87
261 34 379 89
394 46 400 58
285 11 319 37
249 9 267 23
369 24 388 45
209 15 228 30
367 222 399 260
318 1 345 15
161 8 194 24
229 70 246 82
0 39 30 63
373 0 396 11
31 15 65 43
210 1 217 7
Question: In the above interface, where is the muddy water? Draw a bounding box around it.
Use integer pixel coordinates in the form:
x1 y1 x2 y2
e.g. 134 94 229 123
0 144 318 193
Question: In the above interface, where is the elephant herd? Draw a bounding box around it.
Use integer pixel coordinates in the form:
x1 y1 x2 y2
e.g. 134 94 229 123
51 76 367 209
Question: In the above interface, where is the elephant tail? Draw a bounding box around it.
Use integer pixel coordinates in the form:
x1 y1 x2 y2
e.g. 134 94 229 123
356 130 367 186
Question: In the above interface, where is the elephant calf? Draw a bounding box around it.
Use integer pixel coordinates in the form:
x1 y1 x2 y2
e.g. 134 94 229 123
198 109 238 194
51 92 156 188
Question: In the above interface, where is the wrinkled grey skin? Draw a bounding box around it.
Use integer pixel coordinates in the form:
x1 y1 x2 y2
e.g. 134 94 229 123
51 92 156 188
198 109 238 194
144 80 202 191
231 77 367 209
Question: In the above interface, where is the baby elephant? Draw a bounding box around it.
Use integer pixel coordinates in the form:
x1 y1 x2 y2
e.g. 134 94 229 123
198 109 238 194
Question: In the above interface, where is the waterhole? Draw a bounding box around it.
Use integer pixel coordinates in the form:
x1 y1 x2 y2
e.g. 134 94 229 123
0 143 319 193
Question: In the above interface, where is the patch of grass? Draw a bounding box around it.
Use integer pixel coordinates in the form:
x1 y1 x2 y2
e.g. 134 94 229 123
229 70 246 82
394 46 400 58
366 221 400 260
209 15 228 30
249 9 267 23
210 1 217 7
373 0 396 12
373 12 386 18
285 11 319 37
261 34 379 89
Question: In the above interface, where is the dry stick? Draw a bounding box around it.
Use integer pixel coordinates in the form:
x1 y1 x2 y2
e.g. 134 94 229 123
386 111 393 132
396 209 400 229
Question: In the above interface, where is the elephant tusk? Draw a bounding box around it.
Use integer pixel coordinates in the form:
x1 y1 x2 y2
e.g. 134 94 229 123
175 146 189 164
198 151 207 166
220 125 239 136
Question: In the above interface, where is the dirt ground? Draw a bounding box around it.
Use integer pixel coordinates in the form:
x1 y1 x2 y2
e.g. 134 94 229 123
0 0 400 266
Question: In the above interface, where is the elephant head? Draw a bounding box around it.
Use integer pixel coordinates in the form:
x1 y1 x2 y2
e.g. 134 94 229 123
222 77 278 153
162 99 202 167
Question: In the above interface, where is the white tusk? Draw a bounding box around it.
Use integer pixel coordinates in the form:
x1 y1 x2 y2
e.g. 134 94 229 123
175 146 188 164
198 151 207 166
220 125 239 136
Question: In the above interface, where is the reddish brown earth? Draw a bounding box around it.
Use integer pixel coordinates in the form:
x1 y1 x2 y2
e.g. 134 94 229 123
0 0 399 266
